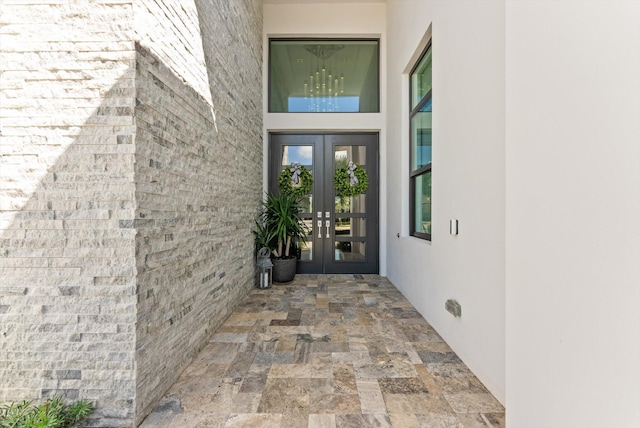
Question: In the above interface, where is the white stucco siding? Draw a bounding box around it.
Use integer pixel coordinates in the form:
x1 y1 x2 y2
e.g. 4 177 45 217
505 1 640 426
386 0 507 404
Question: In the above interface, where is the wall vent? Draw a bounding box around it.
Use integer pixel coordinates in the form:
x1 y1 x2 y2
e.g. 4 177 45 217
445 299 462 317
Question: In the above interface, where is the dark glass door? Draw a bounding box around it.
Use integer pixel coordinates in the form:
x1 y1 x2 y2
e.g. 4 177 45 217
269 133 379 274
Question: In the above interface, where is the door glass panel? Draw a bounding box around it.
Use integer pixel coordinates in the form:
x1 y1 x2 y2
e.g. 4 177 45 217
299 223 314 261
281 145 313 212
282 145 313 166
335 194 366 214
335 241 365 262
332 143 368 265
334 145 367 215
299 195 312 213
335 218 365 238
335 146 366 168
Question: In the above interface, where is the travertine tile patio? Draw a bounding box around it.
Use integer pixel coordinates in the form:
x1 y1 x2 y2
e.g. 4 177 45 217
140 275 504 427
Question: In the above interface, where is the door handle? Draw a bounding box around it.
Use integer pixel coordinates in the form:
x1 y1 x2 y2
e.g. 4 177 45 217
317 220 322 239
325 220 331 239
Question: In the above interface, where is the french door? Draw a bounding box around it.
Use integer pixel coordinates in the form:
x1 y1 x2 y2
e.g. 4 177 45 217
269 133 379 274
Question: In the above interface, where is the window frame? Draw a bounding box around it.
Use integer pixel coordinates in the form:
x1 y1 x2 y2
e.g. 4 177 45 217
409 41 432 241
268 37 381 113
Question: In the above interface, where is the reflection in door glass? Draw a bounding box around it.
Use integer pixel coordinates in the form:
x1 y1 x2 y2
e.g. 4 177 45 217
299 195 312 213
335 194 365 214
299 224 313 261
334 145 366 215
282 145 313 166
334 241 365 262
282 145 313 212
335 146 366 166
335 218 366 238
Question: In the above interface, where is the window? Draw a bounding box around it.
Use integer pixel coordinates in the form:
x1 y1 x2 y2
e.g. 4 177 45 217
410 42 432 240
269 39 379 113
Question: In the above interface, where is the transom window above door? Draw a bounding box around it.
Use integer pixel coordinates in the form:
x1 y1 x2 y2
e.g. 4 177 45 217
269 39 380 113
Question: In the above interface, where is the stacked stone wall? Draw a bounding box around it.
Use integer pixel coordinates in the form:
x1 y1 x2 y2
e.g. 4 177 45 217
133 1 263 423
0 1 138 426
135 0 212 104
0 1 263 425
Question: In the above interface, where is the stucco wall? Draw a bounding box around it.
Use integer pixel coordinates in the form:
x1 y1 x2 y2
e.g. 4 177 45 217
386 0 640 424
386 0 506 404
505 2 640 426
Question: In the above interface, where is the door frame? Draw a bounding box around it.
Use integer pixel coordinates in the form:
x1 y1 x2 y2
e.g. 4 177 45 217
268 132 379 274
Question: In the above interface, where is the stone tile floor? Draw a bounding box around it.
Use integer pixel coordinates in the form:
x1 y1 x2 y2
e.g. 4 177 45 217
140 275 504 427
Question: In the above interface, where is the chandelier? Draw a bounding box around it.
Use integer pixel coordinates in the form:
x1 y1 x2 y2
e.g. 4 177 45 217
302 44 345 112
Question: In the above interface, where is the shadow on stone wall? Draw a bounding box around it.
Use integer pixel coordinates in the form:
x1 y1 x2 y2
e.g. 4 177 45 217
132 3 264 421
0 65 139 427
1 50 263 428
132 41 261 424
1 3 263 427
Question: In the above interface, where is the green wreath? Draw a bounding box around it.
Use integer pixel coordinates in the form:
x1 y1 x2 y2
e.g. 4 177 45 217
334 162 368 197
278 163 313 199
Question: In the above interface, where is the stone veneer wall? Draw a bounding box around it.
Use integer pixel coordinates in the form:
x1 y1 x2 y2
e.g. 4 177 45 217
0 1 138 425
133 0 263 423
0 1 263 426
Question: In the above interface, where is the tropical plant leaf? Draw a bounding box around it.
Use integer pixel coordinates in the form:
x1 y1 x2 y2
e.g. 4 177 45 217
0 397 93 428
0 400 35 428
65 400 93 427
258 192 308 258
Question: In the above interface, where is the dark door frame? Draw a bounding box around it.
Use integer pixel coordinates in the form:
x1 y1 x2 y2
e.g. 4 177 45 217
269 132 379 274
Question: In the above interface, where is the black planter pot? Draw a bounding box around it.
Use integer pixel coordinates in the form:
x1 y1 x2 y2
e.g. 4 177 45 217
272 257 297 283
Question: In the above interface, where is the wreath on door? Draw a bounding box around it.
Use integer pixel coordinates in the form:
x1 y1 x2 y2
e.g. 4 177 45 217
334 161 368 198
278 162 313 199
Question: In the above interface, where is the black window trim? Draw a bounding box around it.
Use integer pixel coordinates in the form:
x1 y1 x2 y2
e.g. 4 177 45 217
409 40 432 241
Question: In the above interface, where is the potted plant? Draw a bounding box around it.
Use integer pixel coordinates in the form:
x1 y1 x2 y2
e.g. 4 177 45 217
255 192 307 283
